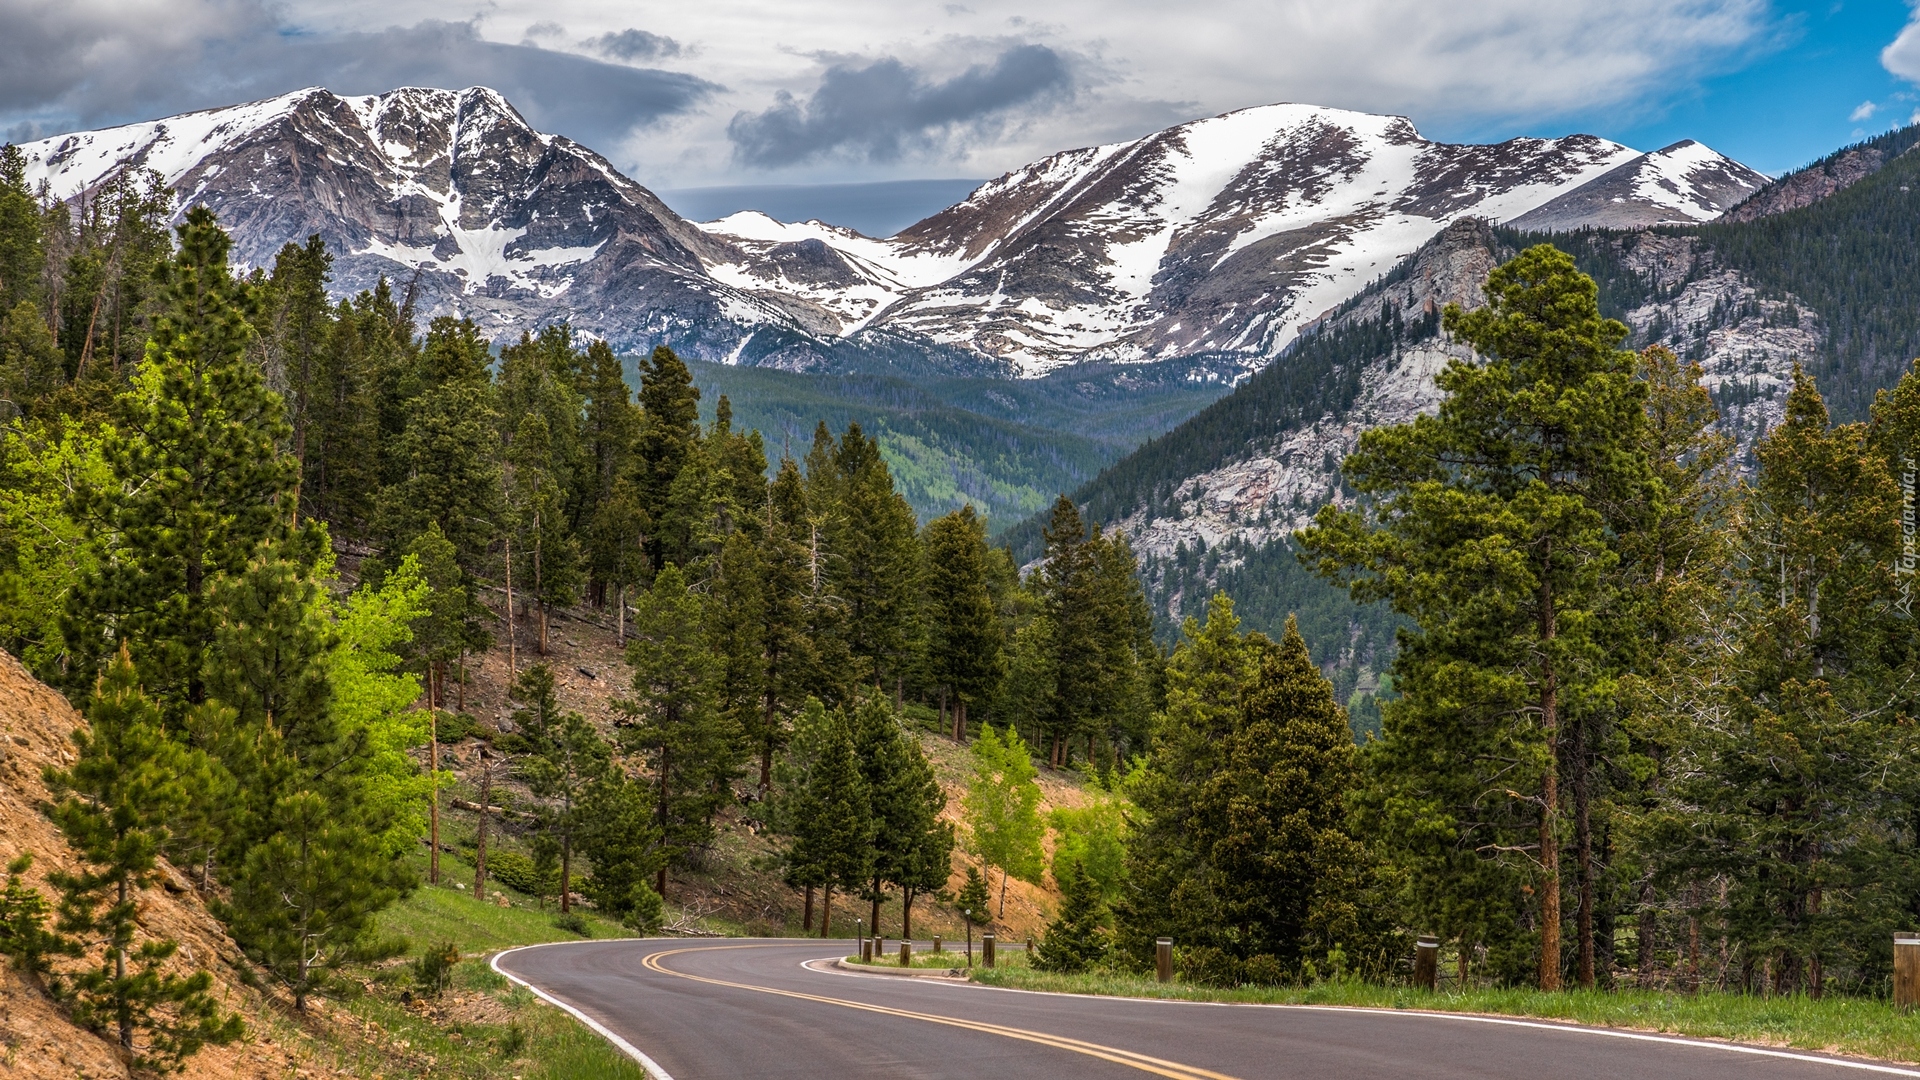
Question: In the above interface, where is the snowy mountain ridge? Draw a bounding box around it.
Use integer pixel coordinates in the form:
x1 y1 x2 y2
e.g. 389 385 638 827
16 89 1765 378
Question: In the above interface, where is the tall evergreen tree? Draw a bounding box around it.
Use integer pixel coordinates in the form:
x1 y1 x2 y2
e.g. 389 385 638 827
826 424 923 693
850 692 949 936
634 345 700 567
924 506 1004 741
1299 244 1651 990
788 702 871 937
618 565 735 897
44 651 243 1066
375 317 501 573
1034 858 1110 974
515 664 612 914
62 207 301 716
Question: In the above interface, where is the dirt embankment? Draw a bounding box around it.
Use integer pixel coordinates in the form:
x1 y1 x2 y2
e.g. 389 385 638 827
0 651 352 1080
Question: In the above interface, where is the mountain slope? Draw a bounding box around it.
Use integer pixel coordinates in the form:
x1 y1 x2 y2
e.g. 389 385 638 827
1505 140 1768 231
1023 125 1920 678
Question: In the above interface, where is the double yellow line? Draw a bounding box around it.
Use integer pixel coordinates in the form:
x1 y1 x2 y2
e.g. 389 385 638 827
641 944 1244 1080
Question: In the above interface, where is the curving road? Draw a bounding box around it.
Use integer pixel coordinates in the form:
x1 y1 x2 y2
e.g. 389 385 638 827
493 938 1920 1080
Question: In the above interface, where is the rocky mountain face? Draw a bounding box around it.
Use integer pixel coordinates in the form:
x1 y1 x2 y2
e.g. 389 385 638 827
19 89 1761 380
1506 140 1769 231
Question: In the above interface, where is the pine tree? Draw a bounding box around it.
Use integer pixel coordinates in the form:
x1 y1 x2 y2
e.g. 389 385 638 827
924 506 1004 741
0 853 70 979
788 703 871 937
851 692 949 937
506 410 584 655
515 664 612 914
617 565 736 897
63 207 300 716
300 296 382 536
0 144 44 315
1299 244 1650 991
375 317 500 572
1037 496 1098 767
0 299 64 416
956 865 991 926
825 424 923 692
580 339 640 607
1672 368 1910 996
44 651 243 1065
222 781 412 1010
1034 858 1110 973
577 768 666 931
634 345 700 568
1205 616 1365 965
961 723 1045 921
1116 593 1259 964
750 459 824 789
260 235 333 498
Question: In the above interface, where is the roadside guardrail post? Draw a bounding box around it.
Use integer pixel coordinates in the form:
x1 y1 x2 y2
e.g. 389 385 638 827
1897 934 1920 1011
933 935 942 954
1414 937 1439 990
983 933 996 968
1156 937 1173 983
900 939 912 967
860 936 871 963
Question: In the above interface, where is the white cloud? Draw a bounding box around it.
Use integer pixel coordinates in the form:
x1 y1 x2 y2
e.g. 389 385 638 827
8 0 1782 186
1885 5 1920 83
1851 100 1879 122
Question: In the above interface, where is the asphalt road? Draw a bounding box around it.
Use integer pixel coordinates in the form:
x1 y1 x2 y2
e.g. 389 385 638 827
494 938 1920 1080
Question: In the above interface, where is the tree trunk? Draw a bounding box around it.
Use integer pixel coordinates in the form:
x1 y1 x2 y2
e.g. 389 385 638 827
803 885 815 932
535 514 548 656
1808 889 1823 999
457 652 466 712
617 583 626 645
505 537 517 679
429 694 440 886
560 836 572 914
902 888 915 941
998 867 1009 920
116 876 131 1049
1572 711 1594 989
941 686 950 740
1537 554 1562 993
475 767 492 899
1636 876 1657 988
871 885 882 940
820 886 833 938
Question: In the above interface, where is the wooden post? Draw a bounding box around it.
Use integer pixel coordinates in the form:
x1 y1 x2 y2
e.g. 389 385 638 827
983 933 996 968
1156 938 1174 983
1414 937 1440 991
933 936 942 954
859 937 872 963
1896 935 1920 1012
900 939 912 967
1025 937 1034 956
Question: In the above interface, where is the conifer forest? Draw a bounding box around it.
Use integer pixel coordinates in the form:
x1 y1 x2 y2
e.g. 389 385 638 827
5 146 1920 1073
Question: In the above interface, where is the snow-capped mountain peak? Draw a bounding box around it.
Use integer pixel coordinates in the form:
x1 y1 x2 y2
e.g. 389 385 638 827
14 89 1764 377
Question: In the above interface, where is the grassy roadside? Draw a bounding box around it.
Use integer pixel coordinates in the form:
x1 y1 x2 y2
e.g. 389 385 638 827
272 867 650 1080
846 949 1033 971
968 968 1920 1065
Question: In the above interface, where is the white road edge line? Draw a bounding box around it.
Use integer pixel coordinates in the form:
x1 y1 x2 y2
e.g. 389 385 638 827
490 940 679 1080
938 977 1920 1077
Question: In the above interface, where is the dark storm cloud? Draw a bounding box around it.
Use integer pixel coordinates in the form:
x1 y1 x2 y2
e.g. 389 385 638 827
0 4 715 151
585 29 684 63
727 44 1072 167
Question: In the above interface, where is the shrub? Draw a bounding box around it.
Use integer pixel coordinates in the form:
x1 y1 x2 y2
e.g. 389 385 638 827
1178 946 1242 987
552 913 591 937
486 849 557 899
1243 954 1287 987
413 942 461 997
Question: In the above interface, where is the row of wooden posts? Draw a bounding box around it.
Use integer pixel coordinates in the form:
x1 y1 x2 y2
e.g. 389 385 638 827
858 932 1920 1001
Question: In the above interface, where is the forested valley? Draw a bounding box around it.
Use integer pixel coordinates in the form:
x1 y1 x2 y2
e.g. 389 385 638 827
4 139 1920 1074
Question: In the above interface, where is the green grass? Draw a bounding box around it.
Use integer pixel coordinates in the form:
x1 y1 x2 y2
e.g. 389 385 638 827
375 878 627 955
294 872 649 1079
970 969 1920 1064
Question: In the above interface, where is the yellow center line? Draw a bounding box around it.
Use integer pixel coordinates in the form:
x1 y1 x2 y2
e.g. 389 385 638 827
641 944 1245 1080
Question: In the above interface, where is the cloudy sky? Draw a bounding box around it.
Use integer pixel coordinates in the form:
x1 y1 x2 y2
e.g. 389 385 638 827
4 0 1919 199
